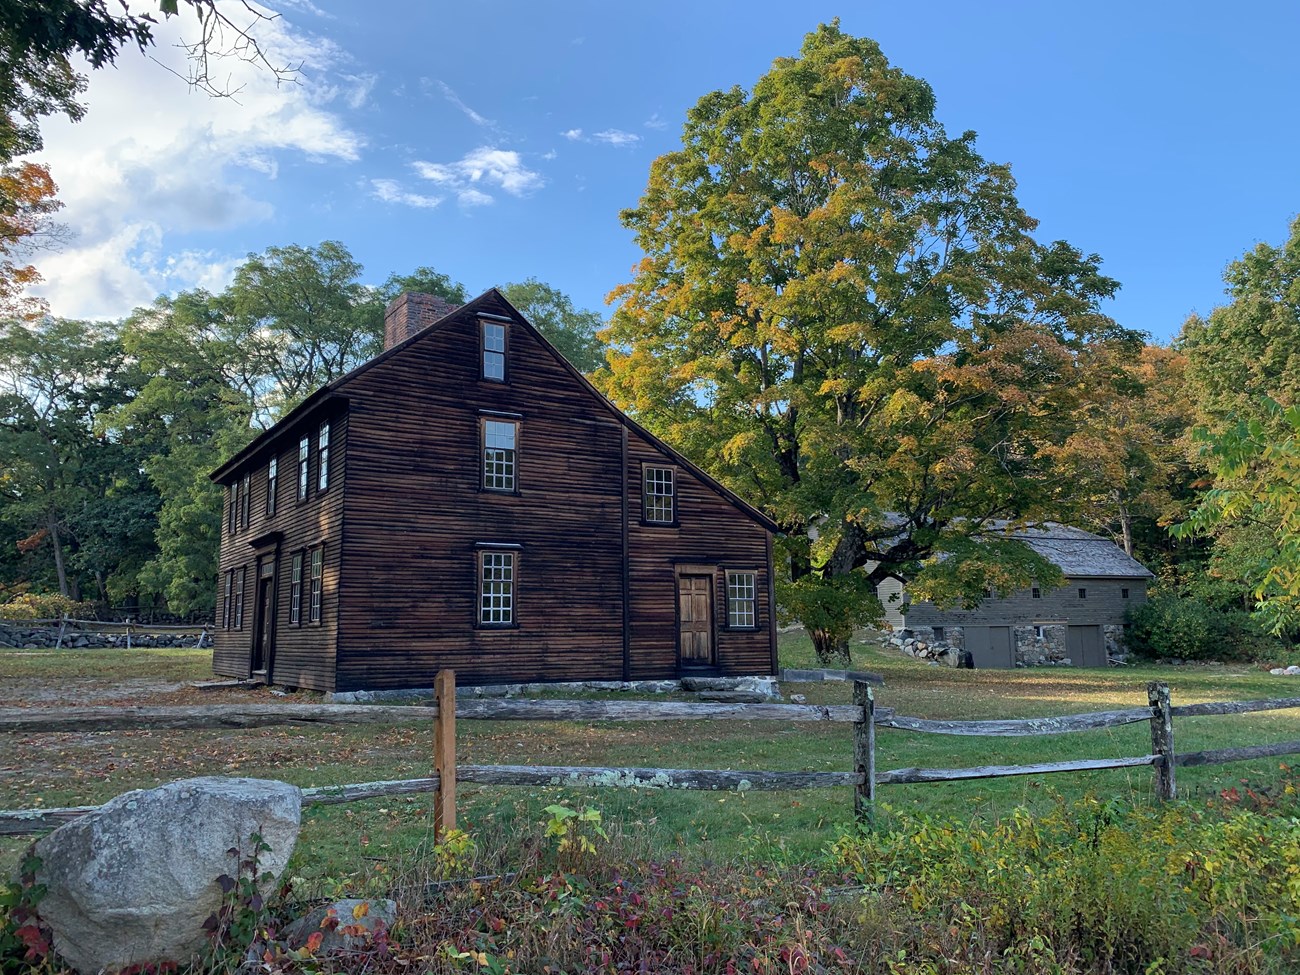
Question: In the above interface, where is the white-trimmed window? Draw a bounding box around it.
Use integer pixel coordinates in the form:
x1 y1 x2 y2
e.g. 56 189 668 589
240 473 251 528
297 436 309 500
289 552 303 625
483 419 518 492
266 457 278 517
643 465 675 524
228 480 239 535
234 566 245 629
482 321 506 381
479 551 515 625
223 570 233 629
309 547 324 623
318 421 330 492
726 571 757 628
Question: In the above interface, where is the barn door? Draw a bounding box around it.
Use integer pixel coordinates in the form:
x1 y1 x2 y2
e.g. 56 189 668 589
964 626 1014 669
677 575 715 668
1067 625 1106 668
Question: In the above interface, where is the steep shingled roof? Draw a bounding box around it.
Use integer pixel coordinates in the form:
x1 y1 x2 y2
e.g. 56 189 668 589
1004 524 1155 579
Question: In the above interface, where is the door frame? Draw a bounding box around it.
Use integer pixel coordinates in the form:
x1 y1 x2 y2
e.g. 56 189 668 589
674 563 718 674
249 546 279 683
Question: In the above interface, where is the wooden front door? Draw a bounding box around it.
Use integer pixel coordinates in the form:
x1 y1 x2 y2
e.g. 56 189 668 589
678 575 715 667
251 563 275 679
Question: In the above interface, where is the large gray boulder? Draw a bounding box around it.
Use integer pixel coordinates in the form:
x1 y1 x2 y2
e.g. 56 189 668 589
34 776 301 974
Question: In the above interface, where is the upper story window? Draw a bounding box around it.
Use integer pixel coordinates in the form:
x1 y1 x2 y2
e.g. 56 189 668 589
1122 587 1130 599
297 435 309 501
479 550 515 626
483 419 518 492
1078 588 1087 599
266 457 278 518
309 547 324 623
482 321 506 381
240 473 251 528
726 571 757 628
289 551 303 625
1031 587 1041 599
643 466 675 524
318 421 331 492
228 480 239 535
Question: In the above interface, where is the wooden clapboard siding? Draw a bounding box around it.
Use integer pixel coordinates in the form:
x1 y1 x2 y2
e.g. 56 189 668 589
210 289 776 693
625 433 775 680
212 407 348 691
334 292 628 691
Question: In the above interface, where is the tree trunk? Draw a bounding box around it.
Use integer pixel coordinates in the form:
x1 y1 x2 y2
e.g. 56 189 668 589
1118 503 1133 556
810 627 851 665
48 517 69 597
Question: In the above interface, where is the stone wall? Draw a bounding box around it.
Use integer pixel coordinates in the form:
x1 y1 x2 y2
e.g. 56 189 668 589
0 623 208 650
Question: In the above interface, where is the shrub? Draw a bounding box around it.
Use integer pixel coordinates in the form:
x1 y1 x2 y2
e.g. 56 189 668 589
1125 594 1284 661
0 591 95 621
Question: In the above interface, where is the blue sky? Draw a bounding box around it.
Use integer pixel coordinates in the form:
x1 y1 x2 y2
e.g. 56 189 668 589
30 1 1300 342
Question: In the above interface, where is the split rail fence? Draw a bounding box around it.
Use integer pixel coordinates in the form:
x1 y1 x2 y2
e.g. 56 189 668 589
2 671 1299 838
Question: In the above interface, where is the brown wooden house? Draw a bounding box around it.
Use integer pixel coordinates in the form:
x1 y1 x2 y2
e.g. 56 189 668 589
209 289 779 693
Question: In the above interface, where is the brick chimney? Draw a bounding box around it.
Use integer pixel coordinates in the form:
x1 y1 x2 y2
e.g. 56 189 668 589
383 292 462 350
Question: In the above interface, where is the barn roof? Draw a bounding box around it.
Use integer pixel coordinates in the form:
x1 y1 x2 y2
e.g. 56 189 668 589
999 524 1155 579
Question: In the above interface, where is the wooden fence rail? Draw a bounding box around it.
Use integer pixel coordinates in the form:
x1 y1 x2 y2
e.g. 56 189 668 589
2 675 1298 837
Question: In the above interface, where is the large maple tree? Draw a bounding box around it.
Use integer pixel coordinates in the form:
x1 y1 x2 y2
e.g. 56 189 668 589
598 22 1141 661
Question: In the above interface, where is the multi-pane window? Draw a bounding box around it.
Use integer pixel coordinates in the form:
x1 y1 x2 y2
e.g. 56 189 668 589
234 566 245 629
1078 588 1087 599
483 420 517 491
643 466 675 523
289 552 303 625
266 457 278 517
297 436 309 500
309 547 323 623
240 473 251 528
228 480 239 535
482 322 506 381
1122 587 1130 599
1031 587 1041 599
479 551 515 625
223 571 233 629
318 422 330 492
726 571 757 628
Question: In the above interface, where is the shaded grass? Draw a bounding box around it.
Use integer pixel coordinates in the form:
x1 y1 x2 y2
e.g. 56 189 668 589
1 637 1297 885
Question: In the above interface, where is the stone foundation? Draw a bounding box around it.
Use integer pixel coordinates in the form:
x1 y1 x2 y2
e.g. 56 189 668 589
889 623 1130 668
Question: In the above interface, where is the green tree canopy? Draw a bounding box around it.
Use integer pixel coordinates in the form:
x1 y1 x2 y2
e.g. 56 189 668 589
598 21 1140 661
501 278 606 373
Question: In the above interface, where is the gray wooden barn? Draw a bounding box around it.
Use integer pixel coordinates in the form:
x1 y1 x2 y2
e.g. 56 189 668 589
877 525 1154 669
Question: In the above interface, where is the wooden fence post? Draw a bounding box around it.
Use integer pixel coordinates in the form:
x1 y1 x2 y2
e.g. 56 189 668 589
853 680 876 823
54 614 67 650
1148 680 1176 801
433 669 457 839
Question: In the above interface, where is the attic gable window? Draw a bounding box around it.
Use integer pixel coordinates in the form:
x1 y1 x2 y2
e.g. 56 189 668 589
482 321 506 381
643 465 675 524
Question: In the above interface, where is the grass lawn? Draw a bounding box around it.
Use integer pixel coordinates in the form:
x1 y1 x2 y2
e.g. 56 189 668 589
2 632 1297 890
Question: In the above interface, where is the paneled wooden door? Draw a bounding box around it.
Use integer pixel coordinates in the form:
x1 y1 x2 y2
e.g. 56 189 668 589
677 575 715 667
251 560 276 679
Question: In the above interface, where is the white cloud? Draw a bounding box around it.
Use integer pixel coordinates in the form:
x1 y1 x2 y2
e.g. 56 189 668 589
28 5 365 319
644 113 668 130
592 129 640 147
370 178 442 209
411 147 543 206
542 149 557 161
434 79 494 127
562 127 642 148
